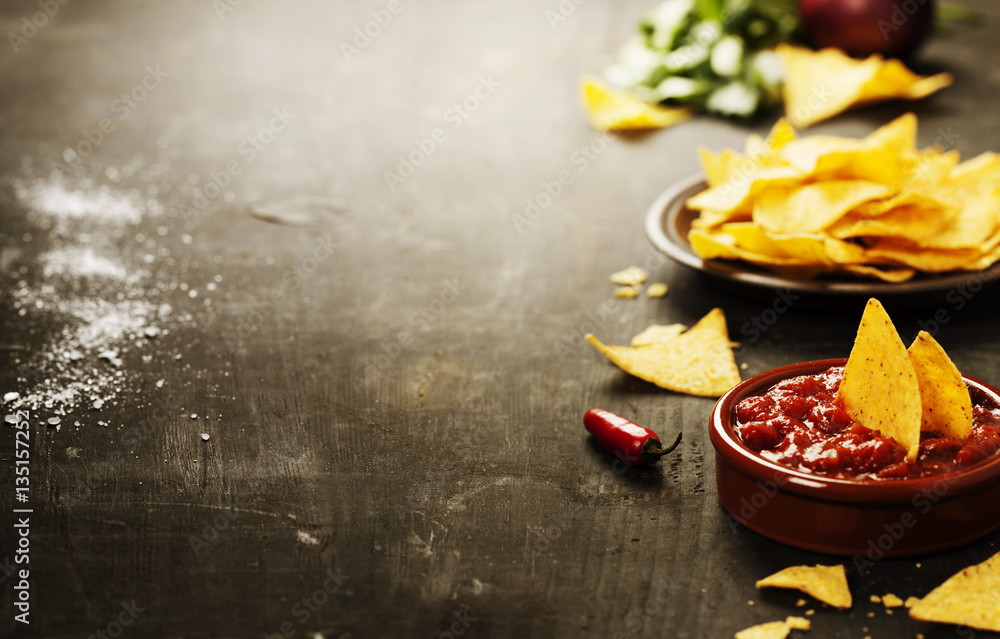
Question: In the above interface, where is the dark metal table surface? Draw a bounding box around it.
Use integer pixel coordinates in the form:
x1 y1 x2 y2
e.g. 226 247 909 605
1 1 999 637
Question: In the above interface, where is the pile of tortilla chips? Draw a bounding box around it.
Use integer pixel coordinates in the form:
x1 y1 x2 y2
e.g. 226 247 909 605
837 299 972 459
776 45 953 129
585 308 740 397
687 114 1000 282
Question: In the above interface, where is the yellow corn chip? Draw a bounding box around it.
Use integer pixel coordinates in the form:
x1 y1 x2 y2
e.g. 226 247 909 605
865 239 980 272
907 331 973 439
828 203 954 243
585 308 740 397
838 264 916 283
700 147 748 188
837 299 921 460
756 564 852 609
686 166 801 217
776 45 952 128
579 76 691 131
909 550 1000 632
753 180 892 234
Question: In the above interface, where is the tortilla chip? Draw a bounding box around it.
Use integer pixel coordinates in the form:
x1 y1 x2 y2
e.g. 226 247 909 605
756 564 852 609
828 202 953 242
909 550 1000 632
838 299 922 459
776 45 952 128
700 147 748 188
630 323 686 346
585 308 740 397
686 166 801 218
579 76 691 131
734 617 811 639
838 264 916 283
907 331 973 439
753 180 892 234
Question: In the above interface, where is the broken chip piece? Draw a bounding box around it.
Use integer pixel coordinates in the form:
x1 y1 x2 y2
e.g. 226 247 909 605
734 616 811 639
645 282 668 298
610 265 650 286
586 308 740 397
882 593 904 608
756 564 852 609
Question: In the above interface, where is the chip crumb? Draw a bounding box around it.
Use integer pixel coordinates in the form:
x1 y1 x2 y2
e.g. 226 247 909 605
865 612 875 618
886 608 893 615
870 595 881 603
805 610 814 616
904 596 920 608
916 634 924 639
915 563 921 568
795 599 807 607
614 286 640 299
646 282 668 298
741 362 749 370
882 593 903 607
610 265 649 286
748 600 755 606
785 616 810 630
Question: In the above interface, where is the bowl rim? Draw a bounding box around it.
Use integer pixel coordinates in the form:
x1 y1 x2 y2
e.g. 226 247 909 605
710 358 1000 503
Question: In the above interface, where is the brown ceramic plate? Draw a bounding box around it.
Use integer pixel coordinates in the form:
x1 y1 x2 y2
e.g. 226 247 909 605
644 174 1000 307
710 358 1000 557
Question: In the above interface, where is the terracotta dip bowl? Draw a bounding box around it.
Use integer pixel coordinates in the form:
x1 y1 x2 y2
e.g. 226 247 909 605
710 358 1000 557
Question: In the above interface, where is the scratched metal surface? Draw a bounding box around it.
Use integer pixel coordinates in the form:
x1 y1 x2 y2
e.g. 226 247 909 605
1 1 999 637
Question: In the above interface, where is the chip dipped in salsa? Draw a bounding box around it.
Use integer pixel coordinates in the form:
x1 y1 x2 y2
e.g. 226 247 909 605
734 366 1000 480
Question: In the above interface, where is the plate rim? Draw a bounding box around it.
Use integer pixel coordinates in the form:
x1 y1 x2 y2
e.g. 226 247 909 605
644 173 1000 297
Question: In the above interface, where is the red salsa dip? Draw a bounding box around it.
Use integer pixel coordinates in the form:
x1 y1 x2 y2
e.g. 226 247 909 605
734 366 1000 480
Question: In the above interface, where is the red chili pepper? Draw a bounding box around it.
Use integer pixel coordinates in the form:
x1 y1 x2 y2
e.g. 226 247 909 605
584 408 682 466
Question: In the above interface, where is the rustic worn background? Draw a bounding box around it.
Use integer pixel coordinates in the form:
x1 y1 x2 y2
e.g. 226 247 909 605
1 1 999 637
